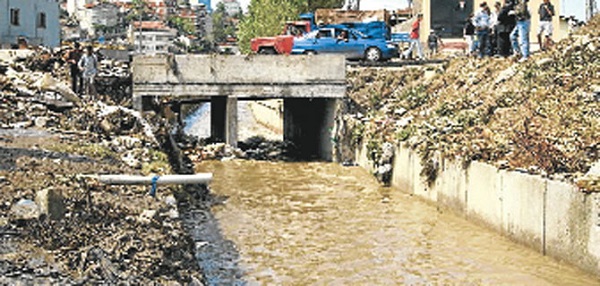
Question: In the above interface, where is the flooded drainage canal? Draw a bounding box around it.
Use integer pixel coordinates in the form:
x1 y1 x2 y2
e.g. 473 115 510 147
177 102 599 284
191 160 598 285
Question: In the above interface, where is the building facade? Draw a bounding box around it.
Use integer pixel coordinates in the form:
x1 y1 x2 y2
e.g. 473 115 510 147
222 0 241 17
66 0 93 16
0 0 61 48
129 21 177 54
79 2 120 37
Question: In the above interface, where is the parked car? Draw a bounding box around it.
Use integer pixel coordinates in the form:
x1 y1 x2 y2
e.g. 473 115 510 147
291 27 398 62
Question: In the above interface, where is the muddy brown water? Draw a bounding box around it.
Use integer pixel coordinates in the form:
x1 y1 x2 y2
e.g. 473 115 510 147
194 160 600 285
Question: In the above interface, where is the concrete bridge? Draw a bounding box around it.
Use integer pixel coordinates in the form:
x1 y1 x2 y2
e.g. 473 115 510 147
132 54 346 160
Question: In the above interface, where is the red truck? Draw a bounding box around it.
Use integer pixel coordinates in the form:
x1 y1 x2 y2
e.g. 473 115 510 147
250 13 317 54
250 20 314 54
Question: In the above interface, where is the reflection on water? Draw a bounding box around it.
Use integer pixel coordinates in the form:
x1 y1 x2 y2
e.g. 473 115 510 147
196 160 600 285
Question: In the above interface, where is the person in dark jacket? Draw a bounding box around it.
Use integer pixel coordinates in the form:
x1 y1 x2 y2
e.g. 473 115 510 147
64 42 83 94
497 0 516 57
463 14 477 56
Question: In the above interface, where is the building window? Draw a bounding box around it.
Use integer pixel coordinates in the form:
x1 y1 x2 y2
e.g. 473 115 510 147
37 13 46 28
10 8 20 26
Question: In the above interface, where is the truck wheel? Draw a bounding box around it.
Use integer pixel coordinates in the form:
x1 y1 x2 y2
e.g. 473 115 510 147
365 47 382 62
259 48 277 55
304 50 317 55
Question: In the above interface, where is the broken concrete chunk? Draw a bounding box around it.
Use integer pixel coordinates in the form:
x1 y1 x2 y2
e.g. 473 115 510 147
10 199 40 221
35 188 65 220
138 209 157 225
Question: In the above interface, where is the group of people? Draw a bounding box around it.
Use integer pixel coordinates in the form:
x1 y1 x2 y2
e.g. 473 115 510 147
64 42 99 98
465 0 555 62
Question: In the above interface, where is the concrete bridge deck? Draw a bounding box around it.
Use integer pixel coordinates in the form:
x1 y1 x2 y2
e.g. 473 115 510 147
132 54 347 160
132 54 346 101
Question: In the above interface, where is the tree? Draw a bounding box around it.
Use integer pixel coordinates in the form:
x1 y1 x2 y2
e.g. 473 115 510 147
237 0 343 53
169 16 196 35
126 0 152 22
304 0 345 12
212 2 239 43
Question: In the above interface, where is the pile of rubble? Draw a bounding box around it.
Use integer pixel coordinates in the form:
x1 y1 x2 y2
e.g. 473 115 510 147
0 51 203 283
178 134 299 162
342 15 599 189
0 152 201 284
95 59 132 105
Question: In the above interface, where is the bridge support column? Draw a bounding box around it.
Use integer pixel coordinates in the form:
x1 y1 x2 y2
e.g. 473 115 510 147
210 97 238 147
284 98 337 161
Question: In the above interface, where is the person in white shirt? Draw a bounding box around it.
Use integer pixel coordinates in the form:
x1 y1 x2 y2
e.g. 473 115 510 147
78 46 98 99
473 2 492 57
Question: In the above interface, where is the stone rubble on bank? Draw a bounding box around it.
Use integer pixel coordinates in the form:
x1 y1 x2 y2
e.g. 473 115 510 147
0 50 204 284
178 133 300 162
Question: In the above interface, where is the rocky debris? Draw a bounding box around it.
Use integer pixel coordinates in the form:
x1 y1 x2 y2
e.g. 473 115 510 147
0 50 202 283
95 60 132 106
374 142 394 186
178 133 299 162
576 161 600 192
1 47 131 107
9 199 41 221
0 141 201 284
35 188 65 220
340 15 600 187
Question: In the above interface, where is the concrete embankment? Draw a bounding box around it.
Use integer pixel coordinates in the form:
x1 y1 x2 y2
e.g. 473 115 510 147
250 98 600 277
355 143 600 277
247 100 283 134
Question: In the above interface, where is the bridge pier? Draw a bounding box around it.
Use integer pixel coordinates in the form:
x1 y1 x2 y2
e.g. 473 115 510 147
284 98 337 161
211 97 238 147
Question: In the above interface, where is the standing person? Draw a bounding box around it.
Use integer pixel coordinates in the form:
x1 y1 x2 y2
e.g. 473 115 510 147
489 2 502 56
537 0 555 51
427 29 444 57
402 14 424 60
509 0 531 62
497 0 516 57
78 46 98 99
474 2 491 58
65 42 83 94
464 14 477 56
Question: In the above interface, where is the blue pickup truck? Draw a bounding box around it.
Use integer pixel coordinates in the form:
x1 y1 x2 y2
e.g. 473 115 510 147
291 26 398 62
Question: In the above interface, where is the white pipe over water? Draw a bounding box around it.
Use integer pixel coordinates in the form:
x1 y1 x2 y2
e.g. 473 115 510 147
98 174 212 185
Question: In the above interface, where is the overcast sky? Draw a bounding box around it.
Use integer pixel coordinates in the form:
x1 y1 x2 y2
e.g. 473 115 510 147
213 0 591 21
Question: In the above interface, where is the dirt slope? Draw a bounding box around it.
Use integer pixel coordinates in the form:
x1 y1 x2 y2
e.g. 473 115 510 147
344 16 599 188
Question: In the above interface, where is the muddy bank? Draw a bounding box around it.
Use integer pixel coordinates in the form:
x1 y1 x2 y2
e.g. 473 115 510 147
0 132 203 284
0 50 205 284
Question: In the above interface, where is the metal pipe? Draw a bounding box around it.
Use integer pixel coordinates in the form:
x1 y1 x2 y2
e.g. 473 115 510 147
98 173 212 185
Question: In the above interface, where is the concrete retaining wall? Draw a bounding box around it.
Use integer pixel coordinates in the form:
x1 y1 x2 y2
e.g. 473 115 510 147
356 142 600 277
247 100 283 133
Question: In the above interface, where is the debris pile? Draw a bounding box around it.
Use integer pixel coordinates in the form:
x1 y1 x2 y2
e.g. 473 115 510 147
95 59 132 105
179 134 299 162
0 51 202 283
1 154 199 284
342 16 599 189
